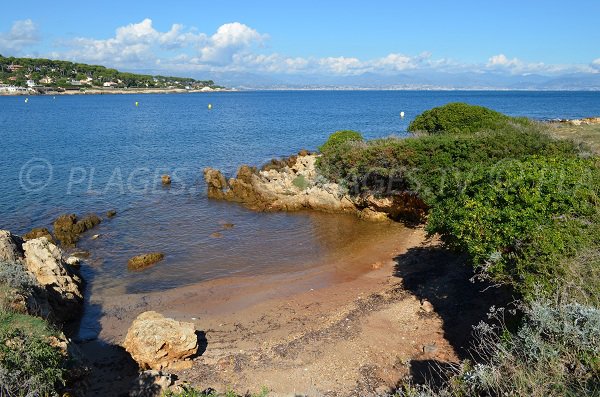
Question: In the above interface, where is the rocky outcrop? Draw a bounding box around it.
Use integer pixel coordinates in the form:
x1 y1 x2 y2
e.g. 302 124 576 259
559 117 600 126
123 311 198 371
128 253 165 271
0 230 24 262
53 213 101 247
204 153 427 222
22 238 83 323
0 230 83 324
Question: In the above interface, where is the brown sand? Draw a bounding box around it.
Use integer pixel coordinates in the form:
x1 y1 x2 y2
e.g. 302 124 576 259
84 225 506 396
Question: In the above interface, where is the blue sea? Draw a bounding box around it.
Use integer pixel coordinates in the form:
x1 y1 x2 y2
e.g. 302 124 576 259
0 90 599 307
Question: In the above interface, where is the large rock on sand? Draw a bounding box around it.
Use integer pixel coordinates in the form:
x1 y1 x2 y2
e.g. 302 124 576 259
123 311 198 370
22 237 83 323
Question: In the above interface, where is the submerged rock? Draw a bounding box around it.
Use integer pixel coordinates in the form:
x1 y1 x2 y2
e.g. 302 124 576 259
161 175 171 185
23 227 54 242
53 213 102 247
106 209 117 218
71 250 91 258
123 311 198 370
127 253 165 271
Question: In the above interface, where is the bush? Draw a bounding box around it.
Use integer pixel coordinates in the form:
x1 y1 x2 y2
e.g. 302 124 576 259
426 156 600 298
0 310 66 396
317 121 579 205
407 102 519 134
318 130 363 154
396 301 600 397
0 261 37 293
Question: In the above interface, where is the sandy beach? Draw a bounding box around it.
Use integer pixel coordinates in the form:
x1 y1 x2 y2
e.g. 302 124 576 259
80 225 508 396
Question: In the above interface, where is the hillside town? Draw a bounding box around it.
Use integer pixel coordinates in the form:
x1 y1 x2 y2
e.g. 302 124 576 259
0 55 224 94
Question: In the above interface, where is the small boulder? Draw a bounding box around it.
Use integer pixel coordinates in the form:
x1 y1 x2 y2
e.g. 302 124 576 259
161 175 171 185
65 256 81 267
106 209 117 218
210 232 223 238
220 222 234 230
298 149 311 156
123 311 198 370
420 299 434 313
23 227 54 242
128 253 165 271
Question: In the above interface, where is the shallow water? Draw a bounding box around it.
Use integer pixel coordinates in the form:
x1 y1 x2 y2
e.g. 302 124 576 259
1 90 599 339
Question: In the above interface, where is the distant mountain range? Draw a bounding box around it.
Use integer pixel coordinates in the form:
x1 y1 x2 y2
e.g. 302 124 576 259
191 70 600 91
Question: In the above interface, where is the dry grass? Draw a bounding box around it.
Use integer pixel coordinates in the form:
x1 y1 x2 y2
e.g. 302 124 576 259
548 123 600 155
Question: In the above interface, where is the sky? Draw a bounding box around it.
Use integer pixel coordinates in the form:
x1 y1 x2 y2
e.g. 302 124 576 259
1 0 600 87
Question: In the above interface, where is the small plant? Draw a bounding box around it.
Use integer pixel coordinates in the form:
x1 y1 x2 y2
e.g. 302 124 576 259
0 261 37 293
292 175 309 190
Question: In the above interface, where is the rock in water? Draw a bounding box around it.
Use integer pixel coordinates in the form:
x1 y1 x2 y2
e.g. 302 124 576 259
23 227 54 242
161 175 171 185
106 209 117 218
127 253 165 271
53 213 102 247
22 237 83 323
123 311 198 370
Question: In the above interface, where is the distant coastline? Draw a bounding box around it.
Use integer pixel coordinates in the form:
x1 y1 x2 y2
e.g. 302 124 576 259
0 87 237 96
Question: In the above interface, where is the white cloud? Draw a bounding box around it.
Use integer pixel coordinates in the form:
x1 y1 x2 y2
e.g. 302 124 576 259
58 19 265 69
318 56 364 75
487 54 520 68
484 53 596 75
591 58 600 72
0 19 40 54
198 22 266 64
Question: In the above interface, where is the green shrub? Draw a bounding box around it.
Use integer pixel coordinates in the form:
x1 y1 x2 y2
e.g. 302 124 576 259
426 156 600 298
318 130 363 154
408 102 521 134
317 121 579 205
0 310 66 396
396 301 600 397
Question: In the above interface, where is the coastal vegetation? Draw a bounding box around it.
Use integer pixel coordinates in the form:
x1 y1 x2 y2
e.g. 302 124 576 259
0 55 221 90
0 260 67 396
317 103 600 395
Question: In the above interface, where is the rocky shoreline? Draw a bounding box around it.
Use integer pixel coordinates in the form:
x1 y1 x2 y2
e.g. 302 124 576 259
204 152 427 223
